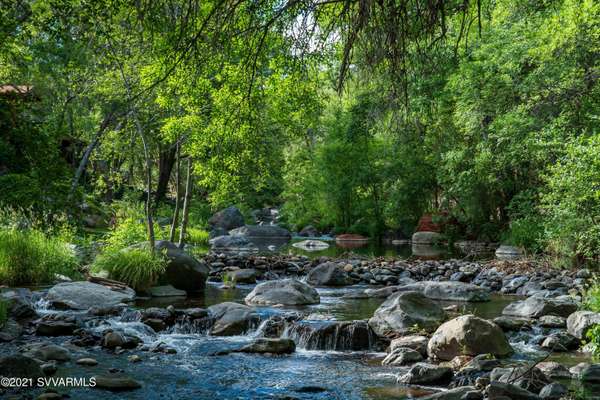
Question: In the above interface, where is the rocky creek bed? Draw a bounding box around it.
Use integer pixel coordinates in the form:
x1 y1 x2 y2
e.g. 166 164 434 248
1 253 599 399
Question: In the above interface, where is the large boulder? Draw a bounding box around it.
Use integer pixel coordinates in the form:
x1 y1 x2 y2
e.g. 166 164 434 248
155 240 209 293
230 225 292 239
306 262 350 286
412 231 442 244
208 206 245 231
245 279 319 306
427 315 513 361
208 302 259 336
399 281 490 302
502 295 578 319
47 281 135 310
567 311 600 339
0 354 43 379
368 291 446 337
209 235 255 250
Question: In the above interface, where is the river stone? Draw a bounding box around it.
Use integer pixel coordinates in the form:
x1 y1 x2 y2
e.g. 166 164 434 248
399 281 490 302
1 289 36 319
245 279 319 306
76 358 98 366
149 285 186 297
502 295 578 319
412 231 442 244
94 374 142 391
581 364 600 383
491 366 550 393
538 315 566 328
0 319 23 341
230 225 292 239
299 225 319 237
493 316 531 331
398 362 453 384
567 310 600 339
209 235 254 249
420 386 479 400
427 315 512 361
225 268 257 284
487 382 539 400
539 383 568 400
35 320 77 336
208 302 259 336
306 262 350 286
208 206 245 231
46 281 135 310
390 335 429 356
535 361 571 379
154 240 209 293
570 362 590 377
0 354 43 379
237 338 295 354
23 343 71 362
382 347 423 365
369 291 446 337
495 245 523 261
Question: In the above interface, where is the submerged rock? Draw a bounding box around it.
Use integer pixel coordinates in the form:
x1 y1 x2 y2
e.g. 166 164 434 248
368 291 446 337
306 262 350 286
502 295 578 319
94 374 142 391
237 338 296 354
149 285 186 297
208 302 259 336
245 279 319 305
427 315 513 361
292 239 329 251
22 343 71 362
46 281 135 310
35 320 77 336
399 281 490 302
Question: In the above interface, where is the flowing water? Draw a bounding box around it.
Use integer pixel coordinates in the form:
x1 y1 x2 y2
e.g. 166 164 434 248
11 283 592 399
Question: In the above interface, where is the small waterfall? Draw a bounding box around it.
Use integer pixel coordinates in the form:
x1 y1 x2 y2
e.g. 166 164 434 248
282 320 378 351
170 315 215 335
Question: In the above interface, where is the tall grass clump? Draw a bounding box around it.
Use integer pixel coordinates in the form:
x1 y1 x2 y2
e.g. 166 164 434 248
0 228 79 286
91 246 167 292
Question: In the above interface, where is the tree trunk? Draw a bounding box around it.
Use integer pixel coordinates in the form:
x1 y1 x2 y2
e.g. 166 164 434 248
155 142 177 205
68 112 116 199
178 157 193 249
135 118 156 254
169 142 181 243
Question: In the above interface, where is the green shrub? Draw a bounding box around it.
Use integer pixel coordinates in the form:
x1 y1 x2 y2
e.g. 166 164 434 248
0 228 79 286
186 227 209 245
92 247 167 292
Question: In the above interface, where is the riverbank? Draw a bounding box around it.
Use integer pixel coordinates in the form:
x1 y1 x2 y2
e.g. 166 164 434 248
1 253 598 399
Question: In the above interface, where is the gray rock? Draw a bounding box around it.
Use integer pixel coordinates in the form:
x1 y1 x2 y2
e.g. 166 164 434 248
491 366 549 394
412 231 442 244
539 383 568 400
382 347 423 365
292 240 329 251
495 245 523 261
245 279 319 306
390 335 429 356
306 262 350 286
399 281 491 302
0 319 23 341
149 285 186 297
237 338 295 354
22 343 71 362
581 363 600 383
0 354 43 379
208 206 245 231
47 281 135 310
102 331 140 349
427 315 513 360
155 240 209 293
224 268 257 284
493 316 531 331
76 358 98 366
487 382 539 400
535 361 571 379
567 310 600 339
209 235 255 249
502 295 578 318
420 387 479 400
569 362 590 377
369 291 446 337
538 315 566 328
398 362 453 384
0 289 35 319
208 302 259 336
230 225 291 239
299 225 320 237
35 320 77 336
